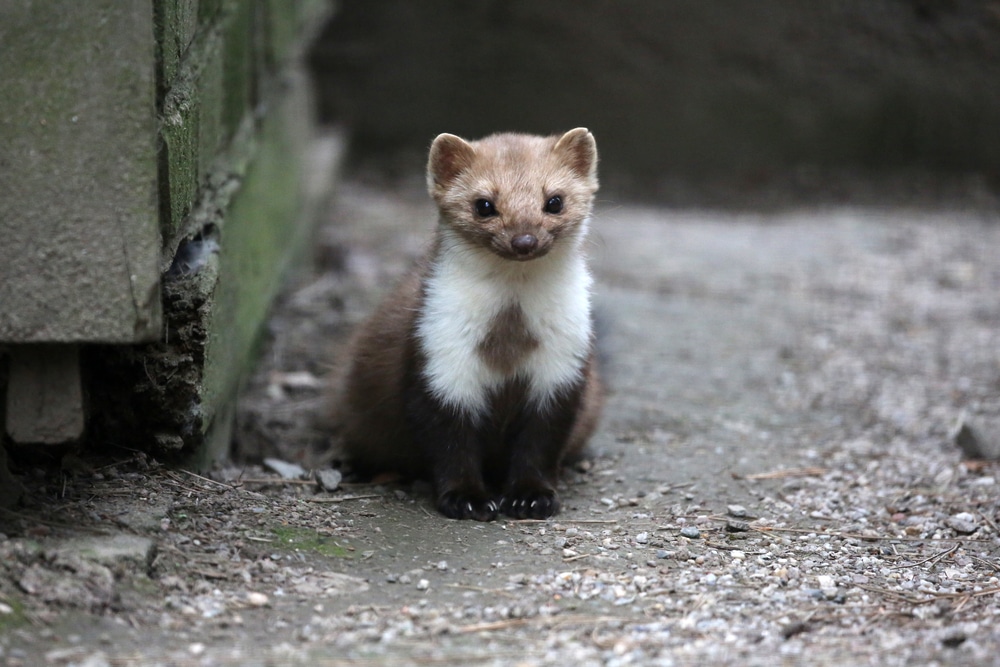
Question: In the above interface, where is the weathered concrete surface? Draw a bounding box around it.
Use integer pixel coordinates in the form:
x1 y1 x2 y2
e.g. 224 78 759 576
4 345 83 444
0 2 161 343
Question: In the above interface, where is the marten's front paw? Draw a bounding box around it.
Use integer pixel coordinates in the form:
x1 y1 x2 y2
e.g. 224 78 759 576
500 485 560 519
437 489 499 522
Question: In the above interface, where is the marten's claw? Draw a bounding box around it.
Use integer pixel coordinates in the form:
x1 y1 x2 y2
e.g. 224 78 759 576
437 490 499 521
500 487 560 520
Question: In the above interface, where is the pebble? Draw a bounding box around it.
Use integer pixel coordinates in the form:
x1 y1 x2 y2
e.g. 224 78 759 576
263 458 306 479
727 504 748 518
635 532 649 544
246 592 269 607
680 526 701 539
416 579 430 591
726 520 750 533
315 469 343 492
946 512 978 535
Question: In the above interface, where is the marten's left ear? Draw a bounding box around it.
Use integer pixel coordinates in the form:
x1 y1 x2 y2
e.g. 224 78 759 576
427 133 475 195
553 128 598 185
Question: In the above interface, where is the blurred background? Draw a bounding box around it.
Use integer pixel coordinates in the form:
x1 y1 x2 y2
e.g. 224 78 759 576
308 0 1000 205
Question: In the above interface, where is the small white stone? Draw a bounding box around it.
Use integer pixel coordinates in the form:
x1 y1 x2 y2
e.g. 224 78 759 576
246 592 269 607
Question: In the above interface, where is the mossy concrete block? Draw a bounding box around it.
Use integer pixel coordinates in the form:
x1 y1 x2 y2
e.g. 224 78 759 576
197 74 315 465
0 2 161 343
262 0 300 66
159 80 202 243
87 71 336 468
5 345 84 444
221 0 256 139
0 443 24 510
154 0 199 98
159 2 258 243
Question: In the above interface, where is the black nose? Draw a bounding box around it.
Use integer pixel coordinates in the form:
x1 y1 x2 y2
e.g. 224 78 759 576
511 234 538 255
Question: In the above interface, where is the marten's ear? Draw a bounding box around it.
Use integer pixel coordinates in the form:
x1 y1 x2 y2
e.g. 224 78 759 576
553 128 598 185
427 133 475 194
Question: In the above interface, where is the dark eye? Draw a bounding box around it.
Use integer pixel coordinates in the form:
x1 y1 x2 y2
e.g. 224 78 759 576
544 195 563 214
474 198 497 217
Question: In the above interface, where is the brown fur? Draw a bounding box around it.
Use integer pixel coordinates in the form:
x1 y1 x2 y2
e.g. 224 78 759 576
477 305 539 375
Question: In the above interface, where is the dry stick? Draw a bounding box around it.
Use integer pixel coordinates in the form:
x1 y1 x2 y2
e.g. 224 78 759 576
176 468 240 490
749 525 993 543
161 477 207 495
510 518 619 525
977 509 1000 536
732 467 827 480
305 494 382 503
969 554 1000 572
889 543 960 570
444 583 517 598
859 583 1000 607
452 618 532 634
562 553 592 563
240 478 316 485
453 614 628 635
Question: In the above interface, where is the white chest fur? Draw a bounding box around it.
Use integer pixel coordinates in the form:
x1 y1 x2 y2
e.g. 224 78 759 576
416 229 594 418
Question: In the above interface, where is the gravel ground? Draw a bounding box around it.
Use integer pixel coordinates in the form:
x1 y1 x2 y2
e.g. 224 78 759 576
1 180 999 666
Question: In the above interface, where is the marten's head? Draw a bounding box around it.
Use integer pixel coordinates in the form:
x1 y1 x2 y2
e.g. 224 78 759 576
427 128 599 262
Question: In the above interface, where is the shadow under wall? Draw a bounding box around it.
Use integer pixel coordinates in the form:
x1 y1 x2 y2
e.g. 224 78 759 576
309 0 1000 199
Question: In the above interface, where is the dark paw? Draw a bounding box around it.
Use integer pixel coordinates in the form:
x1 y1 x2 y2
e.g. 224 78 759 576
437 490 499 522
500 486 560 519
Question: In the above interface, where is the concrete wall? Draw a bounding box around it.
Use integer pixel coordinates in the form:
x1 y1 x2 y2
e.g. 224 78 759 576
1 0 337 466
0 2 161 343
311 0 1000 199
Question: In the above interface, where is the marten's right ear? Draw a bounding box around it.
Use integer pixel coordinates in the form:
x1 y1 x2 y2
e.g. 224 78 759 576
427 133 475 195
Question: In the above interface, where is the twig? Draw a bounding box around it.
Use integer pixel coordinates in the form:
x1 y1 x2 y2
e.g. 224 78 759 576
240 478 315 486
453 614 627 635
733 466 827 480
969 554 999 573
191 569 230 580
703 541 767 554
889 543 960 570
977 509 1000 536
453 618 532 634
859 584 1000 606
445 583 516 598
161 477 207 495
750 525 993 543
305 494 382 503
562 553 592 563
512 518 619 525
176 469 240 490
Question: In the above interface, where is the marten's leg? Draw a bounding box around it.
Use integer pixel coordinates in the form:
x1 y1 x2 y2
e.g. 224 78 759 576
500 382 585 520
406 387 498 522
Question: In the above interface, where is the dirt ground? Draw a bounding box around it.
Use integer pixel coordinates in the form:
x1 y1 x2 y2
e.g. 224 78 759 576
2 179 1000 666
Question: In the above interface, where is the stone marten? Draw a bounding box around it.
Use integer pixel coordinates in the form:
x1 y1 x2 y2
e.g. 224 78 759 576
331 128 603 521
